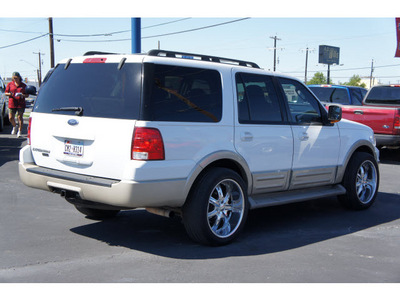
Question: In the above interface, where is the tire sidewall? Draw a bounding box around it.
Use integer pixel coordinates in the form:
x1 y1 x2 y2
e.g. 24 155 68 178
341 152 379 210
183 168 249 246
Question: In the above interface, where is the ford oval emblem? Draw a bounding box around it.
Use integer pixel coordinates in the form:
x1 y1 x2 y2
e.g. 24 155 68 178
68 119 79 126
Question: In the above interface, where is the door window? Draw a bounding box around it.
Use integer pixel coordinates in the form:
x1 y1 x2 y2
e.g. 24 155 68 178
236 73 283 123
278 78 322 125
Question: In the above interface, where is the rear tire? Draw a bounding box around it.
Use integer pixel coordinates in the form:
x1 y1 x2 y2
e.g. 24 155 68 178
339 152 379 210
74 205 120 220
182 168 249 246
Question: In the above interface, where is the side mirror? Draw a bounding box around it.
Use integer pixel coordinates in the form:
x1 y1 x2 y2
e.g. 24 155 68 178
328 105 342 123
25 85 37 96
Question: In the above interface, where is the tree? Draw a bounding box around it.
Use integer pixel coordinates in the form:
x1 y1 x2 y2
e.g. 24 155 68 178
342 75 367 88
307 72 327 85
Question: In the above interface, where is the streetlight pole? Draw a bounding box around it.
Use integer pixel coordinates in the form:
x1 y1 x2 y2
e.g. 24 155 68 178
33 51 44 86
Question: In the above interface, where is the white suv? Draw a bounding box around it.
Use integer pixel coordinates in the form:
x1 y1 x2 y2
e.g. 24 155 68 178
19 50 379 246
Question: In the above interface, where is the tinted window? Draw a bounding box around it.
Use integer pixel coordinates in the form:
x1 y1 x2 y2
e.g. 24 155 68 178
349 88 363 105
236 73 283 123
331 88 350 105
33 63 142 119
309 87 334 102
365 86 400 105
279 78 322 124
143 63 222 122
0 77 5 92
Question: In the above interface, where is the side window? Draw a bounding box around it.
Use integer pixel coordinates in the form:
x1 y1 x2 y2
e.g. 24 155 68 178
235 73 283 123
360 88 367 100
278 77 322 125
0 78 5 93
331 88 350 105
143 64 222 122
350 88 363 105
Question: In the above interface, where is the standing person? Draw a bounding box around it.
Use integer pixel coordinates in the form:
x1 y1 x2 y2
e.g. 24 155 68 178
5 72 28 137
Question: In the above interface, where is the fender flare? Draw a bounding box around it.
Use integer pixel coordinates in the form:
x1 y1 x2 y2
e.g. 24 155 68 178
183 150 253 199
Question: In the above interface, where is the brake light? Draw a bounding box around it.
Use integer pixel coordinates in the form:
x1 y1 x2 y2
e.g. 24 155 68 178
83 57 107 63
27 117 32 145
131 127 165 160
394 116 400 130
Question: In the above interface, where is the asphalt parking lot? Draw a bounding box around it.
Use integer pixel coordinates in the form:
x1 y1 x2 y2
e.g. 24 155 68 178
0 120 399 283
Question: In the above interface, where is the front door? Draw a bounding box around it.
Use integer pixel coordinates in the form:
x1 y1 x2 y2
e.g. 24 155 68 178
277 77 341 189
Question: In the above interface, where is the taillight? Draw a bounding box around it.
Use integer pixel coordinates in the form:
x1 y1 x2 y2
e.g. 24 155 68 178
394 116 400 130
27 117 32 145
131 127 165 160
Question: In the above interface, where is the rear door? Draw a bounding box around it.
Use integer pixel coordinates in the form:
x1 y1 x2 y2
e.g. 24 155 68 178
234 72 293 194
30 58 142 180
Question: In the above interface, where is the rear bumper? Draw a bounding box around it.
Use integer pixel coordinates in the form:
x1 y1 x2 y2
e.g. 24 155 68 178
375 134 400 147
18 162 187 209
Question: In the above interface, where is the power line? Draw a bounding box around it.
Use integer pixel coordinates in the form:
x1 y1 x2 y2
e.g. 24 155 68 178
287 63 400 74
55 18 251 43
0 33 48 50
141 18 250 39
142 18 191 29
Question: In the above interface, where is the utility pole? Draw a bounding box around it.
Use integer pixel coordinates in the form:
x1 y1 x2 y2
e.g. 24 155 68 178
269 35 282 72
33 51 44 86
369 59 374 88
48 18 55 68
301 47 314 84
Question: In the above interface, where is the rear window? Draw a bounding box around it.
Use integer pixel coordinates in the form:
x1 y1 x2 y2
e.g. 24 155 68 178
365 86 400 105
33 63 142 119
142 63 222 122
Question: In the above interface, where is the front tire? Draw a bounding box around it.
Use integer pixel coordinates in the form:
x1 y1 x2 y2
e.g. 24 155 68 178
183 168 249 246
339 152 379 210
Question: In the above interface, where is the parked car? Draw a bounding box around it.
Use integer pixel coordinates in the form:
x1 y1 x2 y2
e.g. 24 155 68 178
308 84 367 105
0 75 9 132
24 85 37 108
19 50 379 246
339 84 400 147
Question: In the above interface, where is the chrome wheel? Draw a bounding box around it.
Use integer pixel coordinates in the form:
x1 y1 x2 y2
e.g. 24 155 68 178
207 179 245 238
356 160 378 204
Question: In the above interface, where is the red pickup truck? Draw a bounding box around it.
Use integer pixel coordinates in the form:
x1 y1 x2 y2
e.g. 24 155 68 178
338 85 400 147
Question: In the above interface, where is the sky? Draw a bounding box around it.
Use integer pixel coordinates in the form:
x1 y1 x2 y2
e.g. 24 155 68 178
1 1 399 86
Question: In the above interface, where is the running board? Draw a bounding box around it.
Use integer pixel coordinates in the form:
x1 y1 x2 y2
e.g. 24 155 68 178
248 184 346 210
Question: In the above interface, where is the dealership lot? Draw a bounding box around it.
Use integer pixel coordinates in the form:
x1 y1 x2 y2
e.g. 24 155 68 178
0 124 399 283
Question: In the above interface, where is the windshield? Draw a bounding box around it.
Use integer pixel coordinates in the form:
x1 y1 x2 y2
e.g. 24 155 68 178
33 62 142 119
365 86 400 105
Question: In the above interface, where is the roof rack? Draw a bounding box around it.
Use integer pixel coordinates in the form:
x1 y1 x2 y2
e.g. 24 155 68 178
83 51 118 56
147 49 260 69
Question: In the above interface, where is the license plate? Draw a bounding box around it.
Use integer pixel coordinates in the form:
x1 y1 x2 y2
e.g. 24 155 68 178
64 140 84 157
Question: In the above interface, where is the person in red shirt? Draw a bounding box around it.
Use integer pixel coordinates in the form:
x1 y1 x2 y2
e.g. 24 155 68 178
5 72 28 137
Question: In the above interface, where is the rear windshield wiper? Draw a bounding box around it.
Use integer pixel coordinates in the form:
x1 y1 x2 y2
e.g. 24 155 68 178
52 107 84 116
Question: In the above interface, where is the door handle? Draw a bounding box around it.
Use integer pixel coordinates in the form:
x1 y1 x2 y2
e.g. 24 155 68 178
240 132 253 141
354 110 364 115
299 132 309 141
